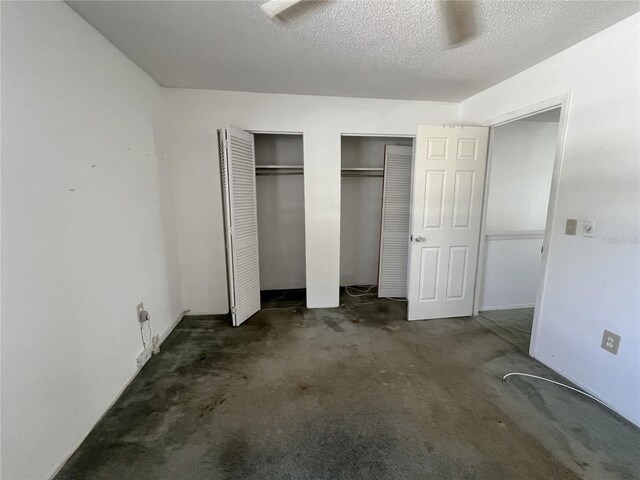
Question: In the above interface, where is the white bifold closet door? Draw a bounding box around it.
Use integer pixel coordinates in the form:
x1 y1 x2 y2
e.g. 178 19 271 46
378 145 413 298
219 126 261 326
407 126 489 321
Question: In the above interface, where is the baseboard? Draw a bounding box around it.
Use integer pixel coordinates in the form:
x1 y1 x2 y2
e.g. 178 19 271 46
181 310 228 316
532 354 640 428
47 309 187 480
478 303 535 312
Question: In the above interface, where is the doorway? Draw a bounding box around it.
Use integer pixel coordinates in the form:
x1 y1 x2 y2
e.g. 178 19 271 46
339 135 413 304
218 126 305 325
254 133 306 309
475 106 563 352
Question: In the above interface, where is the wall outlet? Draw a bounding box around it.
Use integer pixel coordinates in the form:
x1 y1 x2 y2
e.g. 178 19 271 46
565 218 577 235
136 302 144 321
136 347 153 367
600 330 621 355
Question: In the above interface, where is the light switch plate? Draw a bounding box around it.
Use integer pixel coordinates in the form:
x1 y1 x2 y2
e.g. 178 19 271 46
565 219 577 235
601 330 621 355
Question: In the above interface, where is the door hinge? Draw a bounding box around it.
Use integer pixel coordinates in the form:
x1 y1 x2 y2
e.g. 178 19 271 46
231 306 237 314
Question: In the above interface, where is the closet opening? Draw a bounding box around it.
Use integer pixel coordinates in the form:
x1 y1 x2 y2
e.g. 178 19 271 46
254 133 306 309
340 135 414 305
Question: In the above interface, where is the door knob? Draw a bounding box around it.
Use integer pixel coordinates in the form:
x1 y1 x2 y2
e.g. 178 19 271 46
414 235 426 242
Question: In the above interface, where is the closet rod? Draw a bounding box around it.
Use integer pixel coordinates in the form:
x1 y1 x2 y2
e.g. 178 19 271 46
341 167 384 172
255 165 303 170
256 171 304 176
341 172 383 178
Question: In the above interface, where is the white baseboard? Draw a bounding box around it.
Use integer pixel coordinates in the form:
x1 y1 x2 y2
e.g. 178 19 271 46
479 303 535 312
48 309 187 480
532 354 640 428
181 310 228 316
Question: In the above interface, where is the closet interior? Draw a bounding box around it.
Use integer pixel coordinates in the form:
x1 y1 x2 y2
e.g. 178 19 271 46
340 135 414 303
254 133 306 304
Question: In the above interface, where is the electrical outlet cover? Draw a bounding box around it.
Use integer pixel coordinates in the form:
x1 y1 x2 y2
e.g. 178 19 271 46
565 219 577 235
601 330 621 355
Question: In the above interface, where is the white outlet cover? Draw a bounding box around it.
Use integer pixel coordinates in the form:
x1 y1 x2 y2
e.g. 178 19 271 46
581 220 595 237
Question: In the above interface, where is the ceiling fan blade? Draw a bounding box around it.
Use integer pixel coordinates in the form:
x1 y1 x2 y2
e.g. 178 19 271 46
261 0 326 22
438 0 478 47
261 0 303 19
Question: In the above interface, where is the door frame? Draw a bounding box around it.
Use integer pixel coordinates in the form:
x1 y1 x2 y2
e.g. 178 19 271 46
245 129 308 307
338 133 416 302
471 92 572 357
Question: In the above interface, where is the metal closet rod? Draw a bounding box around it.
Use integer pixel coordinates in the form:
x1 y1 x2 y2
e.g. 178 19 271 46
341 167 384 178
342 173 383 177
255 165 303 169
256 171 304 176
255 164 304 176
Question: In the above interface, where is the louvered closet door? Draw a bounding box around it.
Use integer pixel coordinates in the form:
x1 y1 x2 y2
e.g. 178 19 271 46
220 126 261 326
378 145 413 298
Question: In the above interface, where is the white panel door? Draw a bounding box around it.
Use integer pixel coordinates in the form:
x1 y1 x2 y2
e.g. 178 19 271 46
378 145 413 298
407 126 488 320
219 126 261 326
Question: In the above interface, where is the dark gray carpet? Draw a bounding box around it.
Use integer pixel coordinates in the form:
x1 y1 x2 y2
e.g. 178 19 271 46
55 293 640 480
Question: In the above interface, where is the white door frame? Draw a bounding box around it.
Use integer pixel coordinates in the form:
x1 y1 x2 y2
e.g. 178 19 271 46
471 92 572 358
338 133 416 299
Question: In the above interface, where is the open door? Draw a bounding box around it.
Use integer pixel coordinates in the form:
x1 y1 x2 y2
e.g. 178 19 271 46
219 125 261 326
378 145 413 298
407 126 489 320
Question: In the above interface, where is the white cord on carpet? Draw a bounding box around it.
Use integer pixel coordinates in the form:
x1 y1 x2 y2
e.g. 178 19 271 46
344 285 376 297
502 372 612 410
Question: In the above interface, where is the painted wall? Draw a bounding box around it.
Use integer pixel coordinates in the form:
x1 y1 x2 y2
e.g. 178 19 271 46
461 14 640 425
254 134 306 290
480 120 558 310
1 2 182 479
161 90 457 312
485 121 559 232
340 136 413 287
479 235 544 310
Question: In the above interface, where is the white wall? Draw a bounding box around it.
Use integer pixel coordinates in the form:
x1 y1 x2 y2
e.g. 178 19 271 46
480 120 558 310
485 121 559 232
461 14 640 425
1 2 182 479
480 235 544 310
162 90 457 311
340 137 413 287
254 134 306 290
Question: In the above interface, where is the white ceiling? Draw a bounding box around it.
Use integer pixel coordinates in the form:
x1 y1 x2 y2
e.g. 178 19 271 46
67 0 640 102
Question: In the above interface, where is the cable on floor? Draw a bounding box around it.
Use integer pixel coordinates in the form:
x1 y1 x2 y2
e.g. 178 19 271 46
348 284 376 293
344 285 377 297
502 372 612 410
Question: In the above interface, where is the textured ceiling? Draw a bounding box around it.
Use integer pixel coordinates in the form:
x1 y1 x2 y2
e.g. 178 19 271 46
67 0 640 101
